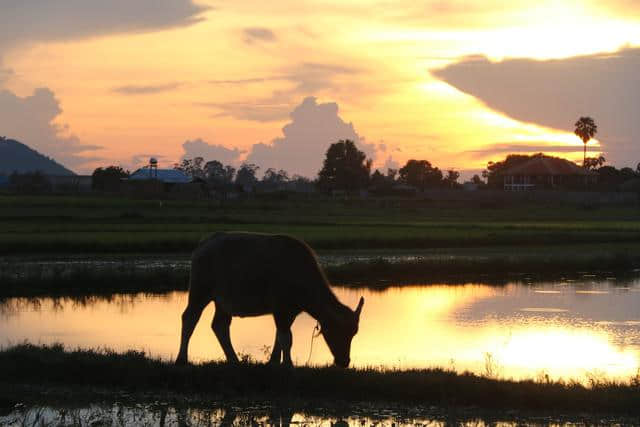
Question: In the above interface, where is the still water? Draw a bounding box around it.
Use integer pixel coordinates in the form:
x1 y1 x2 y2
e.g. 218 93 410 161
2 403 637 426
2 278 640 382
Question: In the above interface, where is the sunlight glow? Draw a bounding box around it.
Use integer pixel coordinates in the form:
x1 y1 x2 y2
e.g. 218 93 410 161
1 0 638 172
494 328 639 378
6 284 640 384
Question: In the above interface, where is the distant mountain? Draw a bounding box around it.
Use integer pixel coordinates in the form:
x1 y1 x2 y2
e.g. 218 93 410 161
0 138 74 176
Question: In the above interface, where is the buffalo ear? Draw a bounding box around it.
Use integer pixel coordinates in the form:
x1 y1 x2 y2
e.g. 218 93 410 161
354 296 364 320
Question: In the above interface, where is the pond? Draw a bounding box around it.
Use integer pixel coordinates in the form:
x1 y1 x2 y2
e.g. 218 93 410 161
2 277 640 382
2 402 637 426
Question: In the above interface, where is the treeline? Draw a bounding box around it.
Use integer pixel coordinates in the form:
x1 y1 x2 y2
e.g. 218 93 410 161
170 140 465 194
87 142 640 196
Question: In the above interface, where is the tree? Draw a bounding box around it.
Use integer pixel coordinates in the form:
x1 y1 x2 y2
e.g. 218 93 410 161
204 160 235 184
262 168 289 185
620 167 636 181
574 117 598 167
398 160 443 191
370 169 385 188
317 140 372 193
443 169 460 188
289 174 315 193
92 165 129 191
235 163 260 189
583 154 606 171
204 160 235 198
175 157 205 178
471 174 484 185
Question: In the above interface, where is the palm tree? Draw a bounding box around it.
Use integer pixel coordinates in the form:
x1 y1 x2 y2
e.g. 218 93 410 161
574 117 597 167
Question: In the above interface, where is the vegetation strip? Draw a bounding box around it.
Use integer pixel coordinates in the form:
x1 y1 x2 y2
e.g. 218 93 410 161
2 195 640 254
1 226 640 254
2 248 640 297
2 344 640 414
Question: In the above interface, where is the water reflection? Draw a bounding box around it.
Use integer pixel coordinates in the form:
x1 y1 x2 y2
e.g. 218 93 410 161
1 279 639 382
1 403 636 426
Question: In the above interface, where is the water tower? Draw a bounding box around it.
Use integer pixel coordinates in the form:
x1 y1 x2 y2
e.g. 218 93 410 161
149 157 158 179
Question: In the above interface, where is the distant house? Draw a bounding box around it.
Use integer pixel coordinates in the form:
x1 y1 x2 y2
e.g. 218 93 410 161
129 168 190 184
501 155 596 191
126 167 203 199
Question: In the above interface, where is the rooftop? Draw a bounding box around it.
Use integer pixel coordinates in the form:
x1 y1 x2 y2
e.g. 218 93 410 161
129 168 191 184
502 155 594 176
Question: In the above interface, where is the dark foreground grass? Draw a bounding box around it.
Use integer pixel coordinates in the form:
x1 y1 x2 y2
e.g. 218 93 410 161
2 343 640 414
2 244 640 297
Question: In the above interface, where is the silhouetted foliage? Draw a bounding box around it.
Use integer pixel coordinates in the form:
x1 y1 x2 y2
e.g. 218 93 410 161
204 160 235 184
370 169 385 189
236 163 260 190
92 166 129 191
471 174 485 186
574 117 598 167
370 168 398 193
443 169 461 189
203 160 235 197
174 157 205 178
583 155 606 171
398 160 443 191
288 174 315 193
262 168 289 185
317 140 372 193
9 171 51 194
594 165 639 190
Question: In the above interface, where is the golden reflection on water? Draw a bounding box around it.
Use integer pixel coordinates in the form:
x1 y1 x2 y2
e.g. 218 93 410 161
2 283 639 382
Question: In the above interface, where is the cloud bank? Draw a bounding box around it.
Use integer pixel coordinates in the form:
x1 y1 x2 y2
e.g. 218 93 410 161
181 138 245 165
433 47 640 165
112 83 183 95
245 97 376 177
0 88 100 171
206 63 361 122
0 0 208 51
243 27 277 44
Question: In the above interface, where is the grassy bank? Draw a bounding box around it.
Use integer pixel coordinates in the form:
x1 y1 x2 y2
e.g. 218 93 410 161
1 195 640 254
2 343 640 414
2 244 640 297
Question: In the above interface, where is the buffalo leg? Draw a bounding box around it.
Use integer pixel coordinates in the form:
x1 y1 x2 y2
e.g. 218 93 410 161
212 307 239 363
274 312 296 366
176 301 207 364
268 333 282 364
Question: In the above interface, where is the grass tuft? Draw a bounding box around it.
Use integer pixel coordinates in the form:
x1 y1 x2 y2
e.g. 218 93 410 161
2 343 640 414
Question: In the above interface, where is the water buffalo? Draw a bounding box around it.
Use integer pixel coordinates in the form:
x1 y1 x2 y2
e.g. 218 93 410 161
176 232 364 367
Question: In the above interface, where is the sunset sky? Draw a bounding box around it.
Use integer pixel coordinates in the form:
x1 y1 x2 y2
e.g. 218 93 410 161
1 0 639 177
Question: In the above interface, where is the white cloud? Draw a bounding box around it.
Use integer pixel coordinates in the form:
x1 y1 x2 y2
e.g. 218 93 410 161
246 97 377 178
181 138 245 165
204 63 361 122
0 88 100 171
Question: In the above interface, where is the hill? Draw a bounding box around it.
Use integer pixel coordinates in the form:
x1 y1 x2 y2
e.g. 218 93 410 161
0 137 74 175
